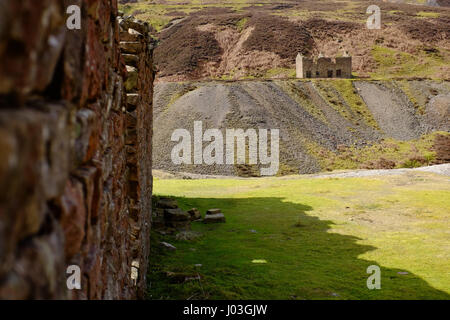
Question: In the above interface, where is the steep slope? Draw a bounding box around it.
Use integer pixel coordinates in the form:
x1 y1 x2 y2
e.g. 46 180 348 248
153 80 450 176
121 0 450 81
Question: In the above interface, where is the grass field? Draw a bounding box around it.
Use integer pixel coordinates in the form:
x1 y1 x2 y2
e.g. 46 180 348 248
148 172 450 299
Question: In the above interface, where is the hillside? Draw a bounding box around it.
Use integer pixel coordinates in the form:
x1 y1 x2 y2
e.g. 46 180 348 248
120 0 450 81
153 79 450 176
122 1 450 176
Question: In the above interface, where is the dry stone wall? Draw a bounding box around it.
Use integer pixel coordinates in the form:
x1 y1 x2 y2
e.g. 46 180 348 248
0 1 155 299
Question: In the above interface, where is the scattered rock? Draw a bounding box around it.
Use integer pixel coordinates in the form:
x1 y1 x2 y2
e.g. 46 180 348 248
160 241 177 251
152 208 166 230
206 208 222 215
175 231 202 241
194 264 202 268
185 274 201 282
397 271 409 275
203 208 226 223
165 220 191 231
157 197 178 209
164 207 191 231
164 208 190 221
165 272 187 283
203 213 226 224
154 198 227 229
152 197 192 231
188 208 202 221
165 271 201 283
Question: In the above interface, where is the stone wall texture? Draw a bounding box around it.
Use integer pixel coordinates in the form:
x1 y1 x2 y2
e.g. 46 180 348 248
0 0 155 299
296 54 352 78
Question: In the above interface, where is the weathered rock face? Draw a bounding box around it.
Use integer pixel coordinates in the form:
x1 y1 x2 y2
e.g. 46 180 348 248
0 1 155 300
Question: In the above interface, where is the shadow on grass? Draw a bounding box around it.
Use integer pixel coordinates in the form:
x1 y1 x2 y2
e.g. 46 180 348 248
148 196 449 300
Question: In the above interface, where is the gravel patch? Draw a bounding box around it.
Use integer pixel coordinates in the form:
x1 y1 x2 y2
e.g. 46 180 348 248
153 80 449 176
309 164 450 178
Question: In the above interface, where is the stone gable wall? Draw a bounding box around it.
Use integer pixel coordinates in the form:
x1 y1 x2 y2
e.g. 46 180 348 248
296 55 352 78
0 0 154 299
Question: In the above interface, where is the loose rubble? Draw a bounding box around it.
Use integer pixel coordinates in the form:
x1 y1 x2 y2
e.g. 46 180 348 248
204 208 226 224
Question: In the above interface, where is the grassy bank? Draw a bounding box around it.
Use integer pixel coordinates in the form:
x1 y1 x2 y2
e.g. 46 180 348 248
148 172 450 299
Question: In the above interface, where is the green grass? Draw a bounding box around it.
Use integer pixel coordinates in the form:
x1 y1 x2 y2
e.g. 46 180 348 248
120 2 450 80
275 80 328 124
330 79 380 130
417 11 440 19
265 68 296 79
161 84 199 114
120 1 255 31
306 132 446 172
370 46 448 80
396 80 425 114
121 3 175 32
313 80 380 130
148 173 450 299
272 0 366 23
235 17 248 32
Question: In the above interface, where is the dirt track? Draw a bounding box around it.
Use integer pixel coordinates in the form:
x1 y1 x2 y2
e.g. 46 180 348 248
153 163 450 180
309 163 450 178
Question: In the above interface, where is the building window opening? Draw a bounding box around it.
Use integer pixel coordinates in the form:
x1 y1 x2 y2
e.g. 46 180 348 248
306 71 311 78
327 70 333 78
336 69 342 77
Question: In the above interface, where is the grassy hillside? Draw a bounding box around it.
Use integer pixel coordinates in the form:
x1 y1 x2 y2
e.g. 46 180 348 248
120 0 450 81
148 171 450 299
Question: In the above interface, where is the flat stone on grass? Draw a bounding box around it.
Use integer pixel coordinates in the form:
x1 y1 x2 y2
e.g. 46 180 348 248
203 213 226 224
206 208 222 215
160 241 177 251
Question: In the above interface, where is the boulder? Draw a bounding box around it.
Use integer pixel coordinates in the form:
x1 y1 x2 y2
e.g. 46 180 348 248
203 213 226 224
151 215 165 230
157 197 178 209
165 221 191 231
188 208 202 221
160 242 176 251
206 208 222 215
164 208 190 221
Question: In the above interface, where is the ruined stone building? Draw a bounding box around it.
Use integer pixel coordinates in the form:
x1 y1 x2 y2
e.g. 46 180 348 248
0 1 155 299
296 52 352 79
